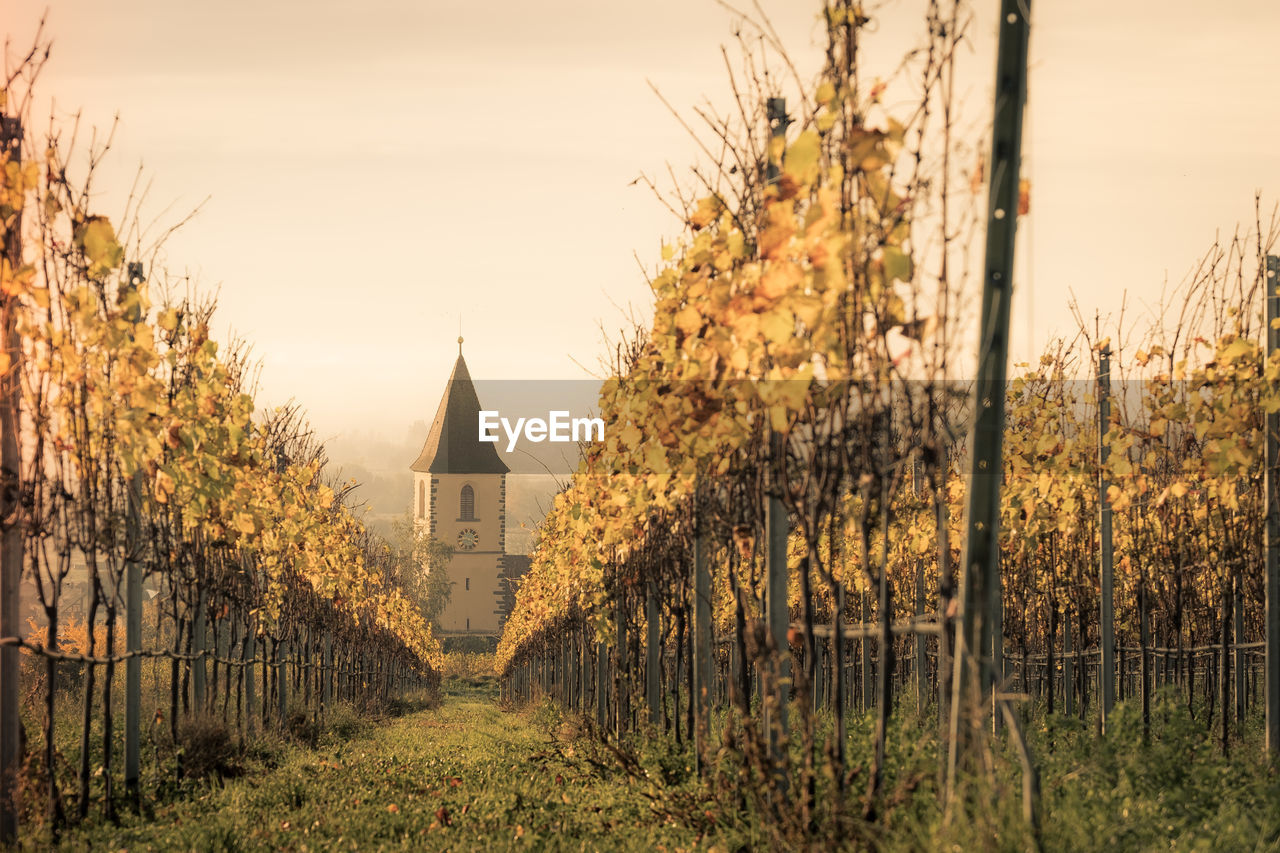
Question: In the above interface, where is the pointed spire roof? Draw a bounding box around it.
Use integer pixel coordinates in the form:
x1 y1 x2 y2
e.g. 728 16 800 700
410 345 509 475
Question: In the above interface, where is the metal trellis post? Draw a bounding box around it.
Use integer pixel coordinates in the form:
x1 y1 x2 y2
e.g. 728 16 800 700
946 0 1031 790
1099 344 1115 732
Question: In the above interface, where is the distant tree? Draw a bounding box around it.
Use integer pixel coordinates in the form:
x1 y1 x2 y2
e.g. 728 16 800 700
389 512 454 627
416 532 455 626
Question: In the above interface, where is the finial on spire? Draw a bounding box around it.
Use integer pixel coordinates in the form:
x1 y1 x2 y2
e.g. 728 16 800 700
457 335 464 355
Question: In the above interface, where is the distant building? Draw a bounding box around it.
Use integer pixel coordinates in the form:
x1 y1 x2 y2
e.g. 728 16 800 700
410 339 529 636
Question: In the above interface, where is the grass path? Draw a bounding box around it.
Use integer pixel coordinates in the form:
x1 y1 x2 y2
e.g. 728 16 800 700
48 682 702 852
31 681 1280 851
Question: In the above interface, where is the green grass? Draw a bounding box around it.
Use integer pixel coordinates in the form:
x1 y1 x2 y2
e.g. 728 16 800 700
40 679 704 852
1029 695 1280 853
27 681 1280 851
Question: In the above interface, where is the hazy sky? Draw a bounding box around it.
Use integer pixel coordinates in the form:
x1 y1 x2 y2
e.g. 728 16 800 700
7 0 1279 448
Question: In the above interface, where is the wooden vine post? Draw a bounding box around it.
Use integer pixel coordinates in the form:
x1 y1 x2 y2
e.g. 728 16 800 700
323 632 333 711
1266 254 1280 757
693 529 712 769
766 431 790 774
124 262 146 806
278 636 289 726
245 621 258 734
615 594 628 739
0 113 22 845
194 587 208 710
914 460 928 711
763 97 792 771
646 580 660 726
935 441 952 756
596 638 607 730
1063 611 1073 716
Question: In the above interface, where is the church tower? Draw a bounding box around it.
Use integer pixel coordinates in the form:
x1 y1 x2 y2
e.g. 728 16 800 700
410 338 509 635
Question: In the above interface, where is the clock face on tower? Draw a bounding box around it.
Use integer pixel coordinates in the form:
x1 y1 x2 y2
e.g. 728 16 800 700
456 528 479 551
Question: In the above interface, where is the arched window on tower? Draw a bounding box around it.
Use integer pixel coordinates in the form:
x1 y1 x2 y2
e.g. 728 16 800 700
460 484 475 521
418 481 426 519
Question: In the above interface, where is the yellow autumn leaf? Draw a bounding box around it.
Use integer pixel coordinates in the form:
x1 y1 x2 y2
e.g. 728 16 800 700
78 216 124 274
881 246 911 283
1218 337 1253 363
619 422 642 448
0 261 35 296
760 308 793 347
674 305 702 335
784 130 821 185
689 196 720 230
791 294 822 328
769 405 789 433
757 264 801 300
154 469 176 504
